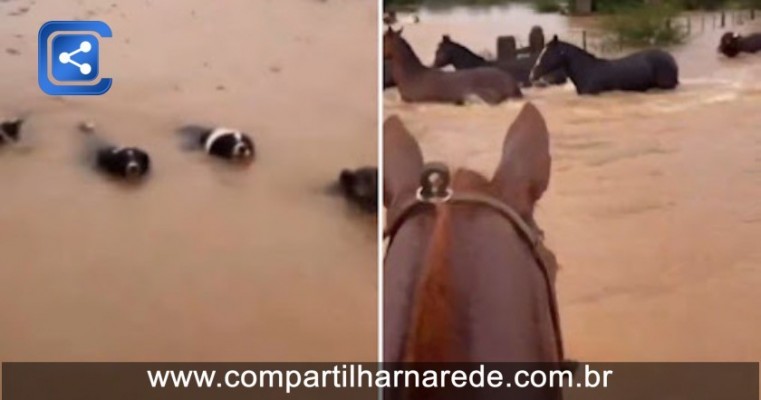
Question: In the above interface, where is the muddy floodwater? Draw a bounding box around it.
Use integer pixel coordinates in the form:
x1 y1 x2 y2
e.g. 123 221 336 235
0 0 377 361
385 4 761 361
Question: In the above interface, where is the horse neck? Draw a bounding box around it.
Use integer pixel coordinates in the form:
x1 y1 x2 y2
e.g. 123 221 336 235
451 44 487 68
561 43 601 86
401 202 559 363
403 205 463 362
391 37 427 78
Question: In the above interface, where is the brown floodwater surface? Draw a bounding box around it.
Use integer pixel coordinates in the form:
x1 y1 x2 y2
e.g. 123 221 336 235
0 0 377 361
386 4 761 361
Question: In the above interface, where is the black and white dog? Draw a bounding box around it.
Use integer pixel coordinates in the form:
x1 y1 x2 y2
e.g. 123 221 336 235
179 125 255 163
80 123 151 181
338 167 378 213
0 118 23 145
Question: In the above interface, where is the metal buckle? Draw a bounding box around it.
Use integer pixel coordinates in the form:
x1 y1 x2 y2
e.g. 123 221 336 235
416 162 453 203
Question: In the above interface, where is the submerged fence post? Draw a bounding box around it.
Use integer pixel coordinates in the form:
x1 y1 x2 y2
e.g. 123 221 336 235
687 15 691 35
721 10 726 27
582 30 587 51
666 17 673 36
496 36 517 62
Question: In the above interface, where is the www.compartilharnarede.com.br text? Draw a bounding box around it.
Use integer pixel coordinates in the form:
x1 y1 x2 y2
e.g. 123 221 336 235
147 364 613 393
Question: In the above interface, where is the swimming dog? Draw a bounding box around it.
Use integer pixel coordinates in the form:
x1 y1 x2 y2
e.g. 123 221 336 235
0 118 23 145
80 122 151 181
338 167 378 213
179 125 255 163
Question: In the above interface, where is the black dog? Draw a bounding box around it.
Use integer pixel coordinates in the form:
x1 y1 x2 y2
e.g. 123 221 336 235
0 118 23 145
81 123 151 181
96 147 151 180
338 167 378 213
179 125 255 163
719 32 761 58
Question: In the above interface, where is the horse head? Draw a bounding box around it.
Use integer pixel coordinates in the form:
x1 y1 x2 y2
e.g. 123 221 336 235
432 34 456 68
530 34 566 82
719 31 741 58
384 103 562 363
433 34 489 70
383 26 404 60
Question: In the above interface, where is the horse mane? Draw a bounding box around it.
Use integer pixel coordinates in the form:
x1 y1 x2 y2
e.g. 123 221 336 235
403 204 460 362
558 40 599 61
447 39 486 63
393 35 427 72
403 169 488 362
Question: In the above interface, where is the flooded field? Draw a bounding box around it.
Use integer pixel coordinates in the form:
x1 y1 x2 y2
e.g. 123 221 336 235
0 0 377 361
385 4 761 361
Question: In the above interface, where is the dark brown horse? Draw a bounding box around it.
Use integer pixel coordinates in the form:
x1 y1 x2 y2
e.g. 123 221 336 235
384 103 563 368
718 31 761 58
431 34 568 88
383 28 522 105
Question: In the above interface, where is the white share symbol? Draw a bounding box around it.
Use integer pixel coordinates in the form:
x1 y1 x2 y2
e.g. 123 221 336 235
58 41 93 75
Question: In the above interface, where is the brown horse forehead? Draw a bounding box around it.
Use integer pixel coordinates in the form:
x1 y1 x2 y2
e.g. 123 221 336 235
452 168 491 192
384 32 402 47
384 29 399 39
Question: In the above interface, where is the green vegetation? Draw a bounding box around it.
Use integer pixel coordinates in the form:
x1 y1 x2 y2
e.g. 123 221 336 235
679 0 729 9
384 0 514 8
602 2 687 46
590 0 642 13
384 0 761 11
578 0 760 48
678 0 761 9
384 0 421 8
590 0 761 11
384 0 572 10
535 0 564 12
384 0 760 46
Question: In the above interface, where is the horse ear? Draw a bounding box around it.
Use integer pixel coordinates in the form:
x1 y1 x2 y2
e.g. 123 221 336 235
491 102 551 215
443 34 451 42
552 34 558 42
384 116 424 207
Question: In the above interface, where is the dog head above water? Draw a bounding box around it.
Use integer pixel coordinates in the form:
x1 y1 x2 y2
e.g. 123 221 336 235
339 167 378 213
97 147 151 181
201 128 255 163
0 118 23 145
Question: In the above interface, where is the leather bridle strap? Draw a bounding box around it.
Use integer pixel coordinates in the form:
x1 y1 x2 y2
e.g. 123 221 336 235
383 191 565 361
384 192 542 252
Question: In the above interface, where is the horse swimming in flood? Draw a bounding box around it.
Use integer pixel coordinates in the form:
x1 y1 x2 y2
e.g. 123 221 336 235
718 31 761 58
383 27 522 105
432 34 567 88
530 35 679 95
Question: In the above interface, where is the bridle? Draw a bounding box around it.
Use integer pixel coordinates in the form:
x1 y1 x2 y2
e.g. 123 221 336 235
383 162 566 362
